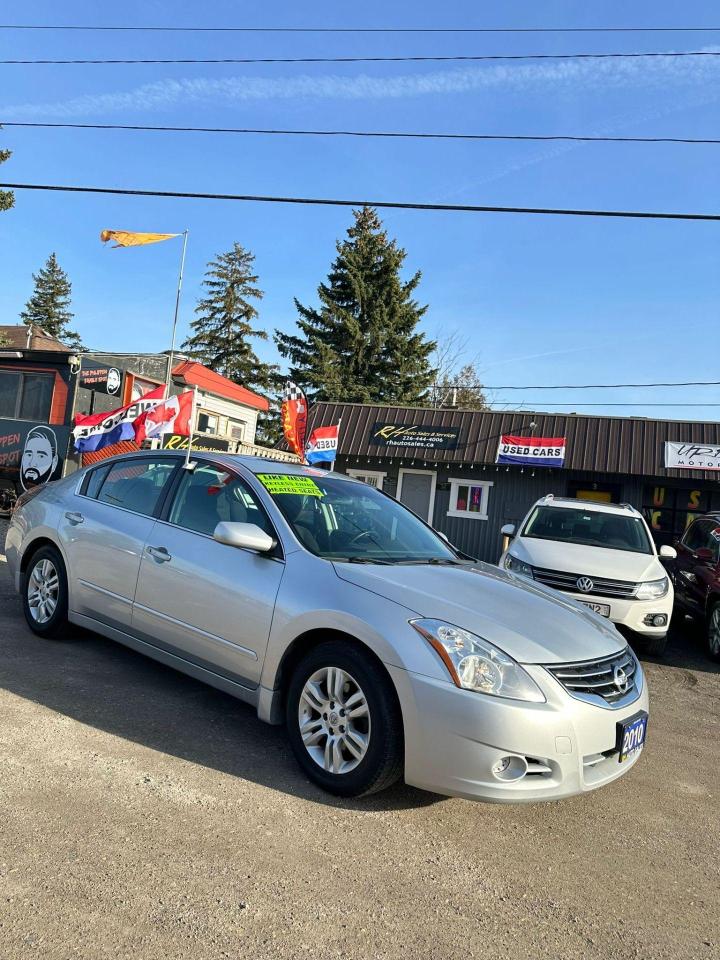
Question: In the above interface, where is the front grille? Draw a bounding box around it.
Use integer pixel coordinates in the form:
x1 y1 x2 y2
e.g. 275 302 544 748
546 647 638 706
533 566 637 599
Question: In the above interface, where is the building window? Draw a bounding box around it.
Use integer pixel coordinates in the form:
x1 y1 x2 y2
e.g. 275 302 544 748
197 412 219 435
227 418 247 441
347 469 386 490
129 375 163 402
447 478 493 520
0 370 54 421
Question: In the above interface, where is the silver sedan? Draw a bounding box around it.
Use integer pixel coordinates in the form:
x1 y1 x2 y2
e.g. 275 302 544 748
5 452 649 801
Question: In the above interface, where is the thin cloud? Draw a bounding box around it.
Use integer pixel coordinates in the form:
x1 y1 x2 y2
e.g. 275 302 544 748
2 52 720 119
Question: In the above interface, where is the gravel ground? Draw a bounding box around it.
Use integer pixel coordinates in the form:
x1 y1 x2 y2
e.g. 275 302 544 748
0 524 718 960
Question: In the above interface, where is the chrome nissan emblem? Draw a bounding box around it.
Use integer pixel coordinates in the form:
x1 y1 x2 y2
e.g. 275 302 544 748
613 665 630 693
576 576 594 593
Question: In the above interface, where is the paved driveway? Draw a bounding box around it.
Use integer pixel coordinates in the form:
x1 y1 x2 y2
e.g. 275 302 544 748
0 528 718 959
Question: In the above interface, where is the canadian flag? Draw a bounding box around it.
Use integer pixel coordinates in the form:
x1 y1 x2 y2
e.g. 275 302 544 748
134 390 193 444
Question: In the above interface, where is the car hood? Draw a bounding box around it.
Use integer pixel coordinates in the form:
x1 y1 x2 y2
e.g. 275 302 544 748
332 561 624 664
510 537 663 581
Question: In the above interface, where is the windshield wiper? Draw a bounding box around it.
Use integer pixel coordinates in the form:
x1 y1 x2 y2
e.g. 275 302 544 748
390 557 466 566
336 556 393 565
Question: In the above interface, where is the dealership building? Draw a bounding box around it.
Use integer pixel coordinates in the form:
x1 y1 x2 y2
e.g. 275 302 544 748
306 401 720 563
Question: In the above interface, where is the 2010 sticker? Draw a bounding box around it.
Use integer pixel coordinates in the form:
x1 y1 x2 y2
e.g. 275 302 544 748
257 474 324 497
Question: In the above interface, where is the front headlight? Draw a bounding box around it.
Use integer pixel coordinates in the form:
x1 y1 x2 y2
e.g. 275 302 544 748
502 554 535 579
635 577 669 600
410 618 546 702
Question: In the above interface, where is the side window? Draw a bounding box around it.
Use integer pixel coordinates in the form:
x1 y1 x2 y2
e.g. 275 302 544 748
97 459 176 516
83 464 111 499
683 520 711 552
168 463 275 539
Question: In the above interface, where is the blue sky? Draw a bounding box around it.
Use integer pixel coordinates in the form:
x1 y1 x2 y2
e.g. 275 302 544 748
1 1 719 419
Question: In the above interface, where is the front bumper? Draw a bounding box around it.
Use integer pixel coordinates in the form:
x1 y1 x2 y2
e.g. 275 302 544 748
388 659 649 803
560 589 673 637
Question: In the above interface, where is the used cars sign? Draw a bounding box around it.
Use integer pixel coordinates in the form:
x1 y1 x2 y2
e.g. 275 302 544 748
496 435 566 468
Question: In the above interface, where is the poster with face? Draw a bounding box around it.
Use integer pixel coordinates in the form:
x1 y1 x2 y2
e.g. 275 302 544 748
0 420 69 491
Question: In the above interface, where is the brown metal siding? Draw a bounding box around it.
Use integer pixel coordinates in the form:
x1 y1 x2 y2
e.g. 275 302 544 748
311 403 720 481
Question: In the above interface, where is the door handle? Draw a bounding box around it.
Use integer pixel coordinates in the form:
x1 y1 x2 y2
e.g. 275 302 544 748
147 545 172 563
64 511 84 525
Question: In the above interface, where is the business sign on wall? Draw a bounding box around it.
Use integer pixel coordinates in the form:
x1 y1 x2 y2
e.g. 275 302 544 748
496 435 566 469
162 434 230 453
0 419 71 491
665 442 720 471
370 422 460 450
79 358 124 397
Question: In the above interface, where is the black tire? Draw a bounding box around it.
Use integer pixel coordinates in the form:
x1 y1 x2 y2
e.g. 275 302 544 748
706 603 720 663
21 544 70 640
644 634 667 657
286 640 403 798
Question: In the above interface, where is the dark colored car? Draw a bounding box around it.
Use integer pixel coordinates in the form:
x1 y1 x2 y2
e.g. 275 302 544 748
670 513 720 662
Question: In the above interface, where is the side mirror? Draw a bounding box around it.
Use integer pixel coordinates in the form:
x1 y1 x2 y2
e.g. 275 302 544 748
659 545 677 560
501 524 516 538
213 521 276 553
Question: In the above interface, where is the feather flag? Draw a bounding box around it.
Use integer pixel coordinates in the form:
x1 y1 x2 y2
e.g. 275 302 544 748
73 386 166 453
282 382 307 459
134 391 194 445
100 230 180 248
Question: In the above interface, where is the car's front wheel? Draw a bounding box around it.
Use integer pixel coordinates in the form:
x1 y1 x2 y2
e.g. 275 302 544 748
286 641 403 797
706 603 720 663
22 545 69 640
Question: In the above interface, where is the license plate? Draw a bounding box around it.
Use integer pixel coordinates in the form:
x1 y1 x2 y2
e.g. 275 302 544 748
580 601 611 617
617 711 648 763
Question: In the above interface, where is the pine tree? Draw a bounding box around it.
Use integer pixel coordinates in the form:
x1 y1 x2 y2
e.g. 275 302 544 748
20 253 81 348
0 144 13 213
275 207 436 403
182 243 278 397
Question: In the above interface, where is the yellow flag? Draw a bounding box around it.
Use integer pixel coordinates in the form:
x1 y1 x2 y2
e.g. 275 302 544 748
100 229 180 248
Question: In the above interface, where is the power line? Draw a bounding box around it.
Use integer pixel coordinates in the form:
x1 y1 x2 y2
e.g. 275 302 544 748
4 51 720 65
439 380 720 390
2 182 719 221
2 24 720 34
3 121 719 146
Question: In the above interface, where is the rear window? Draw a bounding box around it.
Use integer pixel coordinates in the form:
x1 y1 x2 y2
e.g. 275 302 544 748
522 505 653 555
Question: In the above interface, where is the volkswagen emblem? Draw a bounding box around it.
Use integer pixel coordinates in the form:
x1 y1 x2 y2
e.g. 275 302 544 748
576 576 594 593
613 664 630 693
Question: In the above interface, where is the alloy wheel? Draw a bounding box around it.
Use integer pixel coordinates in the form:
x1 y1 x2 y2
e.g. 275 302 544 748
27 558 59 625
298 666 371 775
710 608 720 656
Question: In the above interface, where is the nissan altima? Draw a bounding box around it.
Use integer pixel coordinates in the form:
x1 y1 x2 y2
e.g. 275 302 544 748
5 452 649 801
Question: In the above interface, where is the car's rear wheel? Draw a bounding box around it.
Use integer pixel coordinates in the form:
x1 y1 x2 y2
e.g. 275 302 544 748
286 641 403 797
706 603 720 662
22 545 69 640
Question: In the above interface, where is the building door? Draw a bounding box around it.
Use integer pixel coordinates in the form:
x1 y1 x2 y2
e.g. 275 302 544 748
397 469 436 524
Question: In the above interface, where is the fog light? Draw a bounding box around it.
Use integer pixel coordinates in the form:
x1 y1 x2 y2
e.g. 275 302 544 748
491 755 528 782
643 613 668 627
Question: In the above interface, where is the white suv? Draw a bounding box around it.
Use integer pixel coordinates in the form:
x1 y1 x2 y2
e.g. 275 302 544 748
499 495 676 656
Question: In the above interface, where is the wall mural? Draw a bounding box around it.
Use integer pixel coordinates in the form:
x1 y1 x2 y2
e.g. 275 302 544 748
0 420 70 493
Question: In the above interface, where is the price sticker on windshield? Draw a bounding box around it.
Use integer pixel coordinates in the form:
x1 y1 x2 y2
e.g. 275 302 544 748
257 474 324 498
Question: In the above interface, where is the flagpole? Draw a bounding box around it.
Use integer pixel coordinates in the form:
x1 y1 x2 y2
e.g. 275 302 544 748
166 229 189 395
183 385 198 470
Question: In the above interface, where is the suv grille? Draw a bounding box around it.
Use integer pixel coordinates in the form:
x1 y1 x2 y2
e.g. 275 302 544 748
533 566 637 599
546 648 638 705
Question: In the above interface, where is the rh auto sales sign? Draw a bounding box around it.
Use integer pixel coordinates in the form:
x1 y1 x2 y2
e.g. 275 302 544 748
370 422 460 450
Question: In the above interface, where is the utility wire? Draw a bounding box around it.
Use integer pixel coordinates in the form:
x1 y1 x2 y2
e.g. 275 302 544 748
4 51 720 65
436 380 720 390
2 24 720 34
2 182 719 221
3 121 718 145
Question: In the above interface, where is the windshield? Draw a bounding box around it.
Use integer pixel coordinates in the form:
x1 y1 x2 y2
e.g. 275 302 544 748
257 472 460 564
522 505 653 555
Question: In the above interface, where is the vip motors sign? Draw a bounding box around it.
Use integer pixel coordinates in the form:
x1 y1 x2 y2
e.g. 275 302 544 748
665 442 720 471
496 435 566 469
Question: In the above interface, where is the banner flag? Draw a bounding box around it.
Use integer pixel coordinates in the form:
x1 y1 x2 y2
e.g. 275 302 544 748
73 386 165 453
282 382 308 458
134 391 193 445
100 230 180 248
305 424 340 465
496 435 566 469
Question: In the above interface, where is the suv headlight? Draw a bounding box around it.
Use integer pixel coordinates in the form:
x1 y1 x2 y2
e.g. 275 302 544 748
410 619 545 703
635 577 669 600
503 554 535 579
